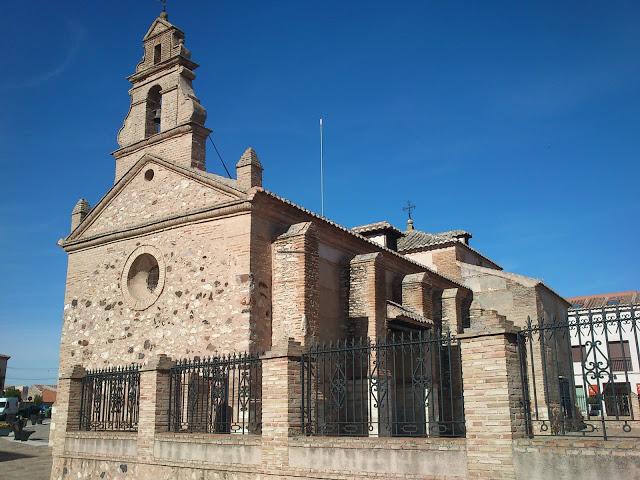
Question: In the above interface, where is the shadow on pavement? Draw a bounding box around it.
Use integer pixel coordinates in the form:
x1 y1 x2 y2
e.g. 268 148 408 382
0 450 36 462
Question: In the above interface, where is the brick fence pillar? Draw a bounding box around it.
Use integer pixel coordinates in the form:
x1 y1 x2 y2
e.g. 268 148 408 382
50 364 85 456
459 311 527 480
137 354 174 461
260 339 302 469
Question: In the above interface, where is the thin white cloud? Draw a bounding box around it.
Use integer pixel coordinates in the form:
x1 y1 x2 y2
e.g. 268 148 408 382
1 20 85 91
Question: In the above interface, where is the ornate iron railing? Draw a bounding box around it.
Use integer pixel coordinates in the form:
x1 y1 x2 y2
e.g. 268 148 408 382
168 353 262 434
518 305 640 440
79 365 140 431
301 331 465 437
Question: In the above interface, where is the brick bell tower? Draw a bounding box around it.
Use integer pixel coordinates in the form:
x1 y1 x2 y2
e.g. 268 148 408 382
112 11 210 182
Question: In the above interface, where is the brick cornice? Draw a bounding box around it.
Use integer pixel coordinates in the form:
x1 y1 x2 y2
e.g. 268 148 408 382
261 339 303 360
58 364 86 380
61 200 252 253
127 56 198 84
139 354 175 372
112 123 211 159
458 325 519 340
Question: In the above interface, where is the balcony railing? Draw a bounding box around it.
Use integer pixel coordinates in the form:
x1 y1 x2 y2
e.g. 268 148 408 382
610 357 633 372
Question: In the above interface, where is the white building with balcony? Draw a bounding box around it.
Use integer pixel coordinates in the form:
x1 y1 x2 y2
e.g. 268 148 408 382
568 291 640 418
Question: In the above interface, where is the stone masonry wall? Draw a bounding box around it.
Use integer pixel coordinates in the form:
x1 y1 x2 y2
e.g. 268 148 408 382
82 161 240 239
59 212 254 373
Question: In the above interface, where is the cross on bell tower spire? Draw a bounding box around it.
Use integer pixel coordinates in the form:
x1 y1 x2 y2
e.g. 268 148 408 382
403 200 416 231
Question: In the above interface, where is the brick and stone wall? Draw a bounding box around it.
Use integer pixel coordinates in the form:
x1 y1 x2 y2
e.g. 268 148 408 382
59 212 254 373
51 342 640 480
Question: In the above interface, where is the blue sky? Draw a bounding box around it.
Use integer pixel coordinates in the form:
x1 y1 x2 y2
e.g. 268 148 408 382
1 1 638 384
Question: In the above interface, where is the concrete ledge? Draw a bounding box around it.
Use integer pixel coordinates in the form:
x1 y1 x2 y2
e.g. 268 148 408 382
288 436 467 477
154 433 262 465
64 431 137 458
289 435 466 450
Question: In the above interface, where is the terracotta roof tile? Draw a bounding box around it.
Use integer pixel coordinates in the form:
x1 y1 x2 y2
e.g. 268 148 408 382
397 229 471 252
568 291 640 310
351 221 402 235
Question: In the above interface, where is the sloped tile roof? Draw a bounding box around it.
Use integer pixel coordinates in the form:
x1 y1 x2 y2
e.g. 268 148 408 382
257 190 467 289
352 221 402 235
386 301 431 325
397 229 470 252
568 291 640 310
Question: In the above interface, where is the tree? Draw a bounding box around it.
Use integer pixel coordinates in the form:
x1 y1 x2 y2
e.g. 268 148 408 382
33 394 43 406
3 387 21 401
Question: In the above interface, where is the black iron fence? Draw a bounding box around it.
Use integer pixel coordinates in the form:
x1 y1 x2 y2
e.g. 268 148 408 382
79 365 140 431
301 331 465 437
168 353 262 434
518 305 640 440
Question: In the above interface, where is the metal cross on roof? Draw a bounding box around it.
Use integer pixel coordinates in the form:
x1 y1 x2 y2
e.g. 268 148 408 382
159 0 167 12
403 201 416 220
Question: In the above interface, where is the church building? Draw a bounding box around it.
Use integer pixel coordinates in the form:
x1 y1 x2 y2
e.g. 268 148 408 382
50 12 574 480
56 12 472 375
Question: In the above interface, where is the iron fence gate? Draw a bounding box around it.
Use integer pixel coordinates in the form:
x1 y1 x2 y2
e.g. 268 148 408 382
79 365 140 431
168 353 262 434
301 331 465 437
518 305 640 439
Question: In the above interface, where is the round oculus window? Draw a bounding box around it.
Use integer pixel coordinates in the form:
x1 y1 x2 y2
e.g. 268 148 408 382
121 246 165 310
127 253 159 297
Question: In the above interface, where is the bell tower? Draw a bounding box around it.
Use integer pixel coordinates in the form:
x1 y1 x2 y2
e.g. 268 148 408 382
113 11 211 182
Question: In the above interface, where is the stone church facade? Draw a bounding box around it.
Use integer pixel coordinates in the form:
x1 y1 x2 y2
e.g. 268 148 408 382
49 12 640 480
55 12 474 376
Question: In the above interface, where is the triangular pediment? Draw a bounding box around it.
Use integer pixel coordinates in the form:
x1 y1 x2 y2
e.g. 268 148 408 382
66 155 245 244
143 16 178 41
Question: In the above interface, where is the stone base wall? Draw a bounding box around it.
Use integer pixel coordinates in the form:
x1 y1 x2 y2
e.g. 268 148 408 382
287 437 467 479
52 434 467 480
513 438 640 480
51 328 640 480
52 433 640 480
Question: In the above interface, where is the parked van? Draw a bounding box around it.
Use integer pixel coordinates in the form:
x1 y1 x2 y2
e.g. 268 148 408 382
0 397 19 420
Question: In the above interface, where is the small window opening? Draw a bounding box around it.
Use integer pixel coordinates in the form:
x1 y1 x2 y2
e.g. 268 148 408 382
144 169 155 181
153 44 162 64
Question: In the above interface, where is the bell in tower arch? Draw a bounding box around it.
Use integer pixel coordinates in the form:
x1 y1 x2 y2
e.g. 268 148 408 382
145 85 163 138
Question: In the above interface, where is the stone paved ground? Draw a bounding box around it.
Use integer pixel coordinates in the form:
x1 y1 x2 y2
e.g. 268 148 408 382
0 421 52 480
